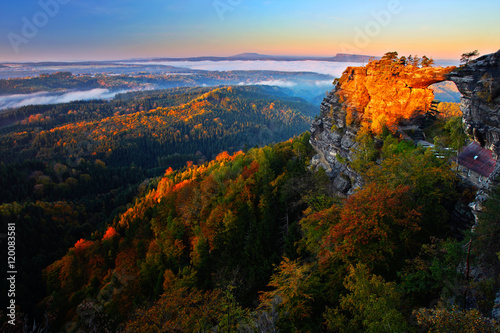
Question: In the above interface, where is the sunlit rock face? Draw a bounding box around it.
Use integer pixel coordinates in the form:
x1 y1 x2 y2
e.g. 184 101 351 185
311 51 500 196
310 50 500 315
310 56 455 196
336 60 455 134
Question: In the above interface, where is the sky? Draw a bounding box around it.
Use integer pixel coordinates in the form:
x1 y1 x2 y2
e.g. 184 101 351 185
0 0 499 62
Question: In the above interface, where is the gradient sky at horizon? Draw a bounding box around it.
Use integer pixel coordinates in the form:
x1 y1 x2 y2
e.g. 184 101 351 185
0 0 498 62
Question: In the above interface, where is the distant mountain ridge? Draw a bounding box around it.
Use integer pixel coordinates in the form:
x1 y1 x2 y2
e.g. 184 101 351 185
147 53 378 63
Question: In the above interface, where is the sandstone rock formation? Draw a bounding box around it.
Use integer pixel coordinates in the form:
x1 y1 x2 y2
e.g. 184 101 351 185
446 50 500 320
310 50 500 317
310 87 362 196
446 50 500 219
337 61 455 134
310 55 455 195
447 51 500 155
311 50 500 197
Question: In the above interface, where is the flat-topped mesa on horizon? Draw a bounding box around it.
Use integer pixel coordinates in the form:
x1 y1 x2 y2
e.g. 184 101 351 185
310 53 455 196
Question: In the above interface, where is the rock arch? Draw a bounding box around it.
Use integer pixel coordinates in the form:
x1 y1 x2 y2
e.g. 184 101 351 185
335 60 456 134
446 50 500 157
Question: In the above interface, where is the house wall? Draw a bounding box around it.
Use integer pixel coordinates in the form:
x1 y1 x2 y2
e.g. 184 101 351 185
458 165 485 188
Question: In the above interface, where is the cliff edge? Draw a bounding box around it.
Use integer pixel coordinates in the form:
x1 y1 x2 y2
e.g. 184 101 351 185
310 54 455 195
446 50 500 214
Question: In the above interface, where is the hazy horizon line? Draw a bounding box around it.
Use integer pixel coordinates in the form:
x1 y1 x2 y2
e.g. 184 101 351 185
0 52 460 65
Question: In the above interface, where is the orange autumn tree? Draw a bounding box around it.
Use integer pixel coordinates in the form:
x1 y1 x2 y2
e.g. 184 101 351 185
320 183 421 268
102 226 117 241
125 286 226 332
258 257 318 329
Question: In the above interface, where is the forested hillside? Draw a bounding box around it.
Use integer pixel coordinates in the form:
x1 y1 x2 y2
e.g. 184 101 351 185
0 73 498 332
14 130 498 332
1 86 312 169
0 85 315 327
0 70 333 103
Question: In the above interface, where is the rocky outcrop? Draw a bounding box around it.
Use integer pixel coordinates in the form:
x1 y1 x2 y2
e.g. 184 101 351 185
310 50 500 316
310 88 362 196
336 60 455 134
311 50 500 197
310 56 455 195
446 50 500 320
493 292 500 321
447 51 500 157
447 50 500 204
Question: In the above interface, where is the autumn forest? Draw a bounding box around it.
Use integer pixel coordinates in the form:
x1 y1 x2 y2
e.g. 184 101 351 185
0 55 499 333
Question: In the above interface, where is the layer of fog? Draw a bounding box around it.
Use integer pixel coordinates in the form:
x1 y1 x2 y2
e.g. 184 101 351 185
121 60 358 104
253 80 298 88
125 60 364 77
0 88 132 110
0 79 333 111
1 61 357 110
238 78 335 106
251 79 334 88
1 60 356 110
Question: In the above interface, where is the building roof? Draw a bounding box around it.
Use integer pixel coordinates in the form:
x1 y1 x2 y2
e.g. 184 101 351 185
457 142 496 178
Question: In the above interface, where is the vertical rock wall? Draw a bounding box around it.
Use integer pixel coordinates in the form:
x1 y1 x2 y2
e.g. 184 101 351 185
447 50 500 191
447 50 500 321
